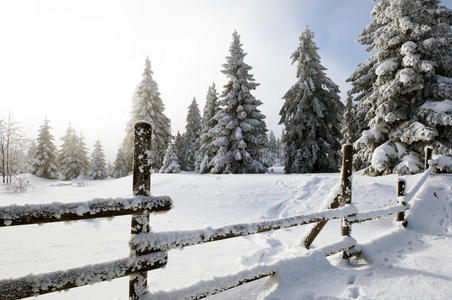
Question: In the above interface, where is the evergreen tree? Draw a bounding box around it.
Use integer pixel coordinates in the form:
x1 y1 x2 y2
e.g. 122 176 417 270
266 130 278 165
173 131 184 165
88 140 108 179
59 126 89 180
112 148 128 178
181 97 202 171
341 93 356 145
160 142 181 173
209 31 268 174
123 57 171 170
58 125 78 180
351 0 452 175
32 118 58 179
279 26 344 173
26 139 37 173
195 84 221 173
107 161 114 178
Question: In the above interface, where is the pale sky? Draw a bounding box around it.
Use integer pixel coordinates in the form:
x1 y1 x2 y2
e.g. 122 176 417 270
1 0 451 162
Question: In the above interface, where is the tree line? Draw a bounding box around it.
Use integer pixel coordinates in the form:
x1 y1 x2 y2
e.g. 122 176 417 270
2 0 451 181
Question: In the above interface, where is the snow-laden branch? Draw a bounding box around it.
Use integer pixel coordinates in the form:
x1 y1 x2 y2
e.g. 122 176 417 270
0 195 172 227
131 205 357 253
142 237 356 300
347 204 409 224
0 251 167 299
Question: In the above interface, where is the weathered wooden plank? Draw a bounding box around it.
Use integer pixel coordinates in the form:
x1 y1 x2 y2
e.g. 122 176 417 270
0 196 171 227
130 121 153 300
0 252 167 300
131 205 356 253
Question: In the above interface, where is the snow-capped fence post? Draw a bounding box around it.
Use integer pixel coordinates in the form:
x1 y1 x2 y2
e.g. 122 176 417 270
425 146 432 170
340 144 354 258
130 121 152 300
396 178 407 226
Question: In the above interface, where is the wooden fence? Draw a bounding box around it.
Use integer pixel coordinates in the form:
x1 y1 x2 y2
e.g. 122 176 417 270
0 125 435 300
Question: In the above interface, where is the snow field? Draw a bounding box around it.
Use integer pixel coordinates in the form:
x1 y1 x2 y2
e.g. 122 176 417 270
0 171 451 299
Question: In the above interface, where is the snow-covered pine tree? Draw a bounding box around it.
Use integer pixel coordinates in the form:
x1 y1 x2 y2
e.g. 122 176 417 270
279 26 344 174
173 131 184 163
195 84 221 173
267 130 278 165
123 57 171 170
277 129 285 164
75 132 89 178
181 97 202 171
58 126 89 180
58 125 78 180
352 0 452 175
88 140 108 179
26 139 37 173
112 148 128 178
107 161 114 178
341 93 356 145
32 118 58 179
159 142 181 173
209 31 268 174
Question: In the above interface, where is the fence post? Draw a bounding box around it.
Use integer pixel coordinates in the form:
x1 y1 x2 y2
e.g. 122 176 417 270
425 146 432 170
340 144 354 258
130 121 152 300
396 178 407 227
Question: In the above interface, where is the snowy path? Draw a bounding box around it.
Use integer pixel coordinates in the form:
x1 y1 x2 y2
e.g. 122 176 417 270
0 172 451 299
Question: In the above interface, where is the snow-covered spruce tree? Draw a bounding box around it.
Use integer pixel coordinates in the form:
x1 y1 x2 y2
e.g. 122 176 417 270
32 119 58 179
195 84 221 173
159 142 181 173
75 132 89 178
112 148 128 178
123 57 171 170
180 97 202 171
279 26 344 174
209 31 268 174
58 126 78 180
341 93 357 145
351 0 452 175
267 130 278 165
58 126 89 180
88 140 108 179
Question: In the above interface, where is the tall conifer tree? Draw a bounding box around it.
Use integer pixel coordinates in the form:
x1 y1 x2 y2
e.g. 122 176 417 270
209 31 268 173
195 84 221 173
350 0 452 175
123 57 171 170
279 26 344 173
32 118 58 179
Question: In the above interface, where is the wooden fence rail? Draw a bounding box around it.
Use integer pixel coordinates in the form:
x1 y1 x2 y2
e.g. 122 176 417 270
0 130 436 299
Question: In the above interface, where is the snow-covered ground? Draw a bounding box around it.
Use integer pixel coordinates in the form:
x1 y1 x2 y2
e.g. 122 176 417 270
0 171 451 299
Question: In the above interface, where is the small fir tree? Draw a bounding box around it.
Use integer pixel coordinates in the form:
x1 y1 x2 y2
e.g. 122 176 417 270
209 31 268 174
59 126 89 180
181 97 202 171
32 118 58 179
88 140 108 179
160 142 181 173
279 26 344 173
112 148 128 178
195 84 221 173
123 57 171 170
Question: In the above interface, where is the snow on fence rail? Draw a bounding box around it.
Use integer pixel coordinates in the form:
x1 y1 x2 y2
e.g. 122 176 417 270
0 252 167 300
0 195 171 227
131 205 357 253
